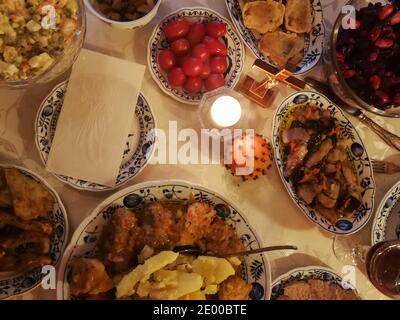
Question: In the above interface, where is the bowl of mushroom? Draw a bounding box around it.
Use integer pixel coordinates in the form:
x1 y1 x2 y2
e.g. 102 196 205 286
85 0 162 29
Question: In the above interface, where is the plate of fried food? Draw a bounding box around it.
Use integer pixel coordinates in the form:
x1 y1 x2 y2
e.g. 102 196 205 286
272 91 375 234
57 181 271 300
0 164 67 299
271 266 360 300
225 0 325 74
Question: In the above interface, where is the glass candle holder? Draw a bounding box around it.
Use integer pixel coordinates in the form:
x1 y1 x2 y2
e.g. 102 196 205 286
197 87 259 136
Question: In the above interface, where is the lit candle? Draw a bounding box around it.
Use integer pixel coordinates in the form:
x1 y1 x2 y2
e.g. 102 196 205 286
210 96 242 128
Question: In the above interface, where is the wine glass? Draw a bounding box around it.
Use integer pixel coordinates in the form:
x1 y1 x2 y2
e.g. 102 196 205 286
333 236 400 299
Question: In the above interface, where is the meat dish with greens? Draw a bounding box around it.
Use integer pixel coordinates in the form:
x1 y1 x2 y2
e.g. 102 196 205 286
280 103 362 223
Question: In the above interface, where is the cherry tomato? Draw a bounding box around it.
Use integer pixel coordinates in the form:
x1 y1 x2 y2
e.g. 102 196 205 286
206 21 227 38
168 67 186 87
164 18 190 40
171 38 190 55
210 56 228 74
203 36 228 56
182 57 204 77
186 22 206 46
192 43 210 62
184 77 203 94
175 54 188 67
200 64 211 79
205 73 225 91
158 50 176 70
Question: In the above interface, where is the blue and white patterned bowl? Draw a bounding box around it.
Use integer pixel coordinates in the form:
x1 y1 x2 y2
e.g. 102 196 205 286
272 91 375 235
57 180 271 300
35 81 156 192
148 7 245 105
0 164 67 300
372 181 400 244
271 266 359 300
225 0 325 75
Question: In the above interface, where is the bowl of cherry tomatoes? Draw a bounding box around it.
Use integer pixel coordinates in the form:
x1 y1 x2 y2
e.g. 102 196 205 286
148 7 245 105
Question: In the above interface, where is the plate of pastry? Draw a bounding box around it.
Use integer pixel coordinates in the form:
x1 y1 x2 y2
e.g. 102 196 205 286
271 266 360 300
225 0 325 74
0 164 67 299
35 81 156 192
57 180 271 300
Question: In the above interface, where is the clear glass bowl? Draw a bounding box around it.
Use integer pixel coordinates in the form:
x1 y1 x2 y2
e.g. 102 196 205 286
0 0 86 89
329 0 400 117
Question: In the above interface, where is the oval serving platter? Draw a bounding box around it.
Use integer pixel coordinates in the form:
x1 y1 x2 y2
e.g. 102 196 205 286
0 164 67 300
35 81 156 192
57 180 271 300
372 181 400 244
148 7 244 105
272 91 375 235
225 0 325 75
271 266 359 300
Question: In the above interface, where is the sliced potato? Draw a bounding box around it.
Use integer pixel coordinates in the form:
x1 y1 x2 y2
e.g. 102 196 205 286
192 256 235 286
116 251 179 298
149 270 203 300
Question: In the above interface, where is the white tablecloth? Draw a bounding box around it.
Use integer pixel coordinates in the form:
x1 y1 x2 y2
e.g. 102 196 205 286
1 0 399 300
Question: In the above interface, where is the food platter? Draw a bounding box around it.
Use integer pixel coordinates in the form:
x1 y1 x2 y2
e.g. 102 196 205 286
225 0 325 74
148 7 244 104
0 164 68 300
271 266 359 300
272 91 375 235
57 180 271 300
35 81 156 192
372 181 400 244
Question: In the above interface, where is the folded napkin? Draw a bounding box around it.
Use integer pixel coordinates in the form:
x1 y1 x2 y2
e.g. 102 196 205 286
46 49 145 187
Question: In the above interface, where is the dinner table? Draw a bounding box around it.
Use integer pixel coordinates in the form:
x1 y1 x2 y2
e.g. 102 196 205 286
1 0 399 300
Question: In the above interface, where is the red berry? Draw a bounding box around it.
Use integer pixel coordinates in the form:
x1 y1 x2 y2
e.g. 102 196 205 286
336 52 346 63
390 11 400 25
375 38 394 48
393 94 400 104
343 69 356 78
376 90 390 104
370 27 382 42
355 20 361 29
378 4 394 21
369 75 381 90
368 52 379 62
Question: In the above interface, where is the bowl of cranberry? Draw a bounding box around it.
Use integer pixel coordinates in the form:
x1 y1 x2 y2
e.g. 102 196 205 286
331 0 400 117
147 7 245 105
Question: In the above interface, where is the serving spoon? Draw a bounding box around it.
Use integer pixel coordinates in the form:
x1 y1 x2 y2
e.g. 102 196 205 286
174 245 298 258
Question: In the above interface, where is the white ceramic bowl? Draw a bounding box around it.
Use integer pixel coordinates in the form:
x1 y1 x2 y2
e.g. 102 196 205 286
84 0 162 29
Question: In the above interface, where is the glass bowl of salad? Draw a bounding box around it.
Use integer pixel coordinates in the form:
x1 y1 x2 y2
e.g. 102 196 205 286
0 0 86 88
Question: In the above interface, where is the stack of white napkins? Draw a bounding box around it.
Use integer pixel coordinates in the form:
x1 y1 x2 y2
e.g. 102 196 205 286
46 49 146 187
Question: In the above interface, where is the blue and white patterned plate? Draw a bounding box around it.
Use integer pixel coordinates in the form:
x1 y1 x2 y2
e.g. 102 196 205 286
0 164 67 300
372 181 400 244
148 7 244 105
225 0 324 75
57 180 271 300
35 81 156 192
271 266 359 300
272 91 375 235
